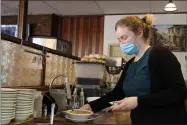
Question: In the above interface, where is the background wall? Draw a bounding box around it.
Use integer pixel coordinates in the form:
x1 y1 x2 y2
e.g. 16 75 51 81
103 14 187 81
103 14 187 55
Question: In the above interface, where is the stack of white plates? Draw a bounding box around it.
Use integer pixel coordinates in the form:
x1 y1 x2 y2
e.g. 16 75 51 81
1 88 17 125
15 89 35 122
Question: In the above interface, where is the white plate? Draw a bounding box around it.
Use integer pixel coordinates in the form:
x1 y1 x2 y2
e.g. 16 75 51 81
1 100 16 104
1 107 15 110
17 92 33 96
16 103 34 106
17 101 34 104
17 97 33 101
1 114 14 118
1 103 16 107
1 88 17 92
1 90 17 94
17 89 36 91
65 115 94 123
1 93 17 98
17 94 33 98
16 108 32 111
1 109 15 113
16 105 33 109
1 97 17 101
17 100 33 103
16 105 33 108
1 112 14 116
1 117 13 125
17 89 35 95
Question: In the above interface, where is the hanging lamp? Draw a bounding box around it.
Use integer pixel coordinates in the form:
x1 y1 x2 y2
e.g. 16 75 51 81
164 0 177 12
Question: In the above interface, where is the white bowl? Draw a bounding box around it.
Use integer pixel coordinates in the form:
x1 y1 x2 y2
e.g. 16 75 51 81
15 114 31 122
17 97 33 101
17 97 34 101
16 109 33 114
66 109 93 121
1 117 13 125
16 102 34 106
87 97 100 102
17 100 33 103
16 104 33 108
17 94 33 98
65 114 94 123
16 107 32 111
17 89 35 95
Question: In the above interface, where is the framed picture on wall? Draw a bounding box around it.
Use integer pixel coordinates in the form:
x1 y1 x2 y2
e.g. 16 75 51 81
150 25 187 52
1 25 17 37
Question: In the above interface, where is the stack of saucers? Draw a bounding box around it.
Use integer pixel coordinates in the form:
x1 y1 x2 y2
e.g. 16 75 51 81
15 89 35 122
1 88 17 125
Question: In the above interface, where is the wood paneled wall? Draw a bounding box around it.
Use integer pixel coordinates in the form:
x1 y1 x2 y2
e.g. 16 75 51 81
58 16 104 57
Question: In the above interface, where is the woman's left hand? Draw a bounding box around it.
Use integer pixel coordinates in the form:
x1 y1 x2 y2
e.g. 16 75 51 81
110 97 138 111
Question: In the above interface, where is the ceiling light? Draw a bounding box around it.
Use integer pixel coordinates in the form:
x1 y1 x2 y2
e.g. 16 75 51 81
164 0 177 12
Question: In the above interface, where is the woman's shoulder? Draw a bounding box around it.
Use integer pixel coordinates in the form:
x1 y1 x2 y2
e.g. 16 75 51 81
151 46 171 55
149 46 179 65
150 46 176 59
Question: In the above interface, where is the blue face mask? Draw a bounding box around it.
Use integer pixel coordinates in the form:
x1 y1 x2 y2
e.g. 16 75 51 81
120 38 140 55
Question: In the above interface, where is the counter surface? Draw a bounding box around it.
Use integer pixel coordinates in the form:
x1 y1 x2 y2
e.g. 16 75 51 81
26 111 131 125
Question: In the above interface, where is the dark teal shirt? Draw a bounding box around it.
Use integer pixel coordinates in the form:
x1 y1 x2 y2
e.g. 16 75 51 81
123 47 152 97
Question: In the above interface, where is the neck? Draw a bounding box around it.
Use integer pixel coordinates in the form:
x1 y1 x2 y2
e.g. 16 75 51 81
135 42 150 59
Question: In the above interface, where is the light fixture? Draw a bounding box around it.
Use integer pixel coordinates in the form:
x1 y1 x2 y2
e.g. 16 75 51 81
164 0 177 12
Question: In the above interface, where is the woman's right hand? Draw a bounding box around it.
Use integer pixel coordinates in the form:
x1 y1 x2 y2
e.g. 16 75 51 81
79 104 92 111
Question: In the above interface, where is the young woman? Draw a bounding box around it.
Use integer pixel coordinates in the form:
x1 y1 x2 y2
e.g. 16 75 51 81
80 14 187 124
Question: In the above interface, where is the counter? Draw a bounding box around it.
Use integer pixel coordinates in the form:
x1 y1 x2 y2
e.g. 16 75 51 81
20 112 131 125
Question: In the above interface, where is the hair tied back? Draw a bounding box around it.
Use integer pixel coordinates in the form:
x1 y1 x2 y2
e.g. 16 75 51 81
141 17 146 23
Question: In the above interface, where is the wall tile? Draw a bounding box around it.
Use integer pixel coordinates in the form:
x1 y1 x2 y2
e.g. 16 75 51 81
1 39 42 86
45 53 76 86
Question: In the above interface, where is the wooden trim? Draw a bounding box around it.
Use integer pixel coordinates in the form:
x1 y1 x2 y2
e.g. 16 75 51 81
1 34 43 50
41 49 47 86
2 85 64 91
51 14 58 37
17 0 28 40
1 34 80 60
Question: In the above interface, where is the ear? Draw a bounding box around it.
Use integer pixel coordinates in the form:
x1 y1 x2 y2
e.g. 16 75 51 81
136 27 143 38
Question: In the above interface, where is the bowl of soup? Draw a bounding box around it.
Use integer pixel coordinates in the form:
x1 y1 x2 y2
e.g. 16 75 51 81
66 109 93 120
